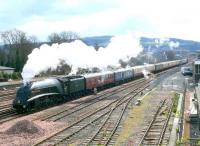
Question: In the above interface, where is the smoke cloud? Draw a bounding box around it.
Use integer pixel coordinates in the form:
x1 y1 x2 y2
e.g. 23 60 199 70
142 69 150 79
155 38 179 49
169 41 179 49
22 34 143 82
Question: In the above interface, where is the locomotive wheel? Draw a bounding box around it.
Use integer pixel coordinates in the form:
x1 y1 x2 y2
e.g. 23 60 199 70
25 104 31 113
16 108 23 114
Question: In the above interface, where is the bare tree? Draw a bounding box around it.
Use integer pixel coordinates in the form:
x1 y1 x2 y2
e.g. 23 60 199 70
39 59 71 76
0 29 38 71
48 33 62 43
48 31 80 44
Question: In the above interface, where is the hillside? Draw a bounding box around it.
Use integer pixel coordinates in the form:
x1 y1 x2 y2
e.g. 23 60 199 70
140 37 200 52
82 36 200 52
82 35 112 48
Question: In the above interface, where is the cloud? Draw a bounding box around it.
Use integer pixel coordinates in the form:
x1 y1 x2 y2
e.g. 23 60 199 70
18 8 142 40
63 0 80 6
1 0 200 41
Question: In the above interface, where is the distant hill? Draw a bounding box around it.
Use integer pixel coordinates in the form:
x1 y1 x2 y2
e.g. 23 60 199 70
82 36 200 52
140 37 200 52
1 35 200 53
82 35 112 48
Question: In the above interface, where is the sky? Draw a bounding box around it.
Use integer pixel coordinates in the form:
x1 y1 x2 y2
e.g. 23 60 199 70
0 0 200 41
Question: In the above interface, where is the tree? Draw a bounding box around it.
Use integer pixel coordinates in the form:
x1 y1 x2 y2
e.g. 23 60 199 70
56 59 71 75
60 31 80 42
48 31 80 44
0 49 6 66
128 57 143 66
39 59 71 76
48 33 62 43
0 29 38 71
94 43 100 51
165 50 175 61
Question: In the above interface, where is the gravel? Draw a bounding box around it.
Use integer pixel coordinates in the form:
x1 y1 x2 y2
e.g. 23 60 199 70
0 117 66 146
5 120 43 135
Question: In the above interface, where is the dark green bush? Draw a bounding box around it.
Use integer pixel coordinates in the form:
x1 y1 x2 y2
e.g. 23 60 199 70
0 72 21 80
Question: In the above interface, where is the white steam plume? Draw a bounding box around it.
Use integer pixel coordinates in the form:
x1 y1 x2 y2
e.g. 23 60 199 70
22 34 143 82
155 38 169 48
142 69 150 79
155 38 179 49
169 41 179 49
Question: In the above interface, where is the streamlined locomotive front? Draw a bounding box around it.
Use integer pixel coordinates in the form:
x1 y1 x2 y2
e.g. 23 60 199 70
13 84 31 112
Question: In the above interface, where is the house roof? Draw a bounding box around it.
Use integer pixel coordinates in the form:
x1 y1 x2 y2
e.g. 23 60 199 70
0 66 15 70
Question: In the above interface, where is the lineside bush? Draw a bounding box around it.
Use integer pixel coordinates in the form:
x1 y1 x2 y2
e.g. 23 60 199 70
172 93 180 114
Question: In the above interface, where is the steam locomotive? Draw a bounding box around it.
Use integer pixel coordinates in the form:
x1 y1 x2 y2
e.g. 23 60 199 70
13 59 187 113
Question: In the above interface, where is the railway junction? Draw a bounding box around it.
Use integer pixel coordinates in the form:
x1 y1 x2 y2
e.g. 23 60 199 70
0 61 197 146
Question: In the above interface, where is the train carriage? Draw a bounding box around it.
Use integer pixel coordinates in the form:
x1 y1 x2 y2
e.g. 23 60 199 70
144 64 155 72
155 61 172 72
123 68 134 80
101 72 114 86
132 64 155 78
114 70 123 82
181 59 188 64
84 73 102 90
132 65 144 78
169 60 178 67
114 68 133 83
84 72 114 90
155 62 166 71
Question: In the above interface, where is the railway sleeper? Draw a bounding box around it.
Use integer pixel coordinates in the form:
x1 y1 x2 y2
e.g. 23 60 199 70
147 133 162 137
152 123 166 127
142 142 159 145
148 130 162 133
144 137 161 141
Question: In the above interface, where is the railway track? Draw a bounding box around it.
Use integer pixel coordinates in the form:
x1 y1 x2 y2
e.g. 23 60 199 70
83 87 135 146
50 79 149 123
34 78 146 121
0 88 16 105
0 111 19 124
0 91 19 124
31 67 179 146
0 78 146 126
33 78 150 146
0 89 15 96
0 95 14 102
0 89 16 124
0 103 12 109
138 99 173 146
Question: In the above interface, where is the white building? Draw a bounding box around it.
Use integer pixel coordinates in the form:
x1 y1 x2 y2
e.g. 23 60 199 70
0 66 15 74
